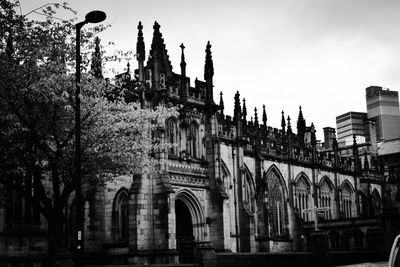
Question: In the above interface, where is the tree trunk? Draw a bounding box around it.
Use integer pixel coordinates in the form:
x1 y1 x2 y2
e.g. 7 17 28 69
48 212 75 266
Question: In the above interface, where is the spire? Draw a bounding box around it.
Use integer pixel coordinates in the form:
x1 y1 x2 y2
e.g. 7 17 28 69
127 61 130 73
281 111 286 137
287 116 292 134
148 21 173 77
179 43 187 102
242 98 247 121
219 92 224 116
136 21 145 83
297 105 306 146
136 21 145 62
262 104 267 126
90 36 103 79
254 107 259 127
204 41 214 81
233 91 241 122
204 41 214 105
180 43 186 76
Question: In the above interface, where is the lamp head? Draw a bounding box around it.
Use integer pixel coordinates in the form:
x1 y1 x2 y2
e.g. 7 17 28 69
85 10 106 24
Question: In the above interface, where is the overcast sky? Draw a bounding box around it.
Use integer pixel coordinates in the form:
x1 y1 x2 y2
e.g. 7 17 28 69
20 0 400 140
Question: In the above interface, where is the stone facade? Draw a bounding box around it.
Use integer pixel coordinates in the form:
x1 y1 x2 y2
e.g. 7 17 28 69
0 21 387 265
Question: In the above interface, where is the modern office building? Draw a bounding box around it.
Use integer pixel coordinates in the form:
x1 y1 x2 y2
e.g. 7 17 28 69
366 86 400 141
336 111 368 146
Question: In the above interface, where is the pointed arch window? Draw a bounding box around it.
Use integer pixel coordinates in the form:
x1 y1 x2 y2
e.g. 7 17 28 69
166 118 178 155
319 178 334 220
113 188 129 242
294 175 311 221
3 179 39 230
266 169 288 237
187 122 199 159
5 185 25 228
243 170 255 215
340 182 354 218
221 163 230 196
371 189 382 216
358 191 368 217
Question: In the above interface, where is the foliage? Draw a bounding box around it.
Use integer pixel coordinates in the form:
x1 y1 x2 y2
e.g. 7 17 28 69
0 0 177 253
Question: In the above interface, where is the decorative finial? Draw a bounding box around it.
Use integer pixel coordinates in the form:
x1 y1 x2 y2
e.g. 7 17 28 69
204 41 214 80
287 116 292 134
233 91 241 122
153 21 160 31
262 104 267 126
180 43 186 76
136 21 145 62
254 107 259 127
219 92 224 115
242 98 247 121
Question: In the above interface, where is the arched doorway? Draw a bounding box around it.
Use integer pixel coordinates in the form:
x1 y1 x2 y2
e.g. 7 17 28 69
176 199 195 263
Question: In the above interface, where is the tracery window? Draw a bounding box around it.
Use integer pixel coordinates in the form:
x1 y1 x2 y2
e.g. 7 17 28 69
294 175 311 221
187 122 199 159
166 118 178 155
358 191 368 217
243 170 255 214
319 178 334 220
113 188 129 242
371 189 382 216
221 164 230 196
5 185 25 228
266 169 288 237
340 182 354 218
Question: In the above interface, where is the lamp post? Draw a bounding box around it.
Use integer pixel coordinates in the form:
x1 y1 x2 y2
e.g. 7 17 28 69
75 10 106 263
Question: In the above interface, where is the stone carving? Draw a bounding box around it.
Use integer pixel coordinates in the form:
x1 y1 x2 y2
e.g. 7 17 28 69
168 163 208 187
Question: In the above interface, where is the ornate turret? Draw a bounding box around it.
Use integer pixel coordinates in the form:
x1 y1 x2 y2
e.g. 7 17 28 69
233 91 241 122
297 106 306 147
219 92 224 117
136 21 145 82
179 43 187 103
287 116 292 135
242 98 247 122
281 111 286 137
148 21 173 89
254 107 259 127
204 41 214 106
262 105 267 127
90 36 103 79
180 43 186 76
151 22 161 91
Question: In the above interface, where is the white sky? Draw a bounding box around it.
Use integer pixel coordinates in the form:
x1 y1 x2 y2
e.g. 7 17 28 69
20 0 400 140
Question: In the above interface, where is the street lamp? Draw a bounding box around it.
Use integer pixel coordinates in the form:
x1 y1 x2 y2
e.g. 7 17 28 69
75 10 106 260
